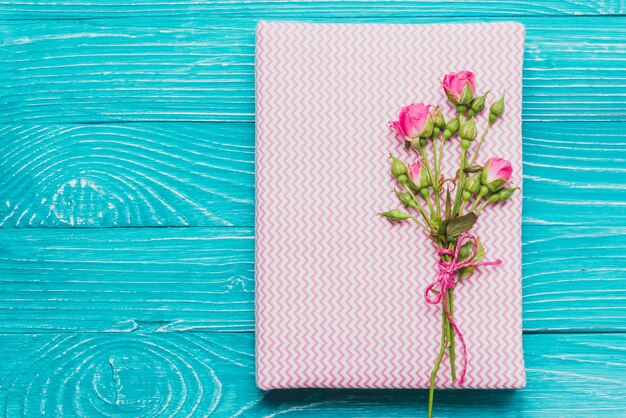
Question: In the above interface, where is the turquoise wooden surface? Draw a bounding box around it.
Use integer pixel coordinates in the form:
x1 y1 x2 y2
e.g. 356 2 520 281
1 1 626 416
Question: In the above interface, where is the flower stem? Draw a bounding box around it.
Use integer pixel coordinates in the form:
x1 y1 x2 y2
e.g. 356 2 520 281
475 199 491 215
469 121 493 166
469 195 482 213
402 183 432 229
423 192 435 215
451 150 467 217
418 143 441 217
437 138 445 181
409 216 429 231
447 289 457 381
432 141 442 216
428 304 448 418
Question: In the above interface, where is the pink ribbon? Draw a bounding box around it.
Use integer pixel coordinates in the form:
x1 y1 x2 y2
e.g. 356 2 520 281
424 232 502 384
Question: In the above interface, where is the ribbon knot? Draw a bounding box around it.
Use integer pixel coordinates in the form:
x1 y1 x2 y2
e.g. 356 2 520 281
424 232 502 384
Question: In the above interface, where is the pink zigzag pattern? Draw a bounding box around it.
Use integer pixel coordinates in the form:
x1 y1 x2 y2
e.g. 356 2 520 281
255 21 526 389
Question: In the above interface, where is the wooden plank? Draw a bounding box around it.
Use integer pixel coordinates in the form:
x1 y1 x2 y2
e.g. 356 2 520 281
1 332 624 416
0 226 624 333
2 0 622 19
0 227 255 333
1 121 625 228
2 17 626 123
0 123 255 227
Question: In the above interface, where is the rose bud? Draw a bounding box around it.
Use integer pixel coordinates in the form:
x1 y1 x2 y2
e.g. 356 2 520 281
481 157 513 192
497 187 518 202
442 71 475 106
432 107 445 129
470 93 488 114
442 117 460 140
379 209 413 222
489 95 505 124
409 161 431 190
459 118 477 150
394 189 419 209
463 173 481 194
390 103 434 140
390 154 408 183
459 118 476 141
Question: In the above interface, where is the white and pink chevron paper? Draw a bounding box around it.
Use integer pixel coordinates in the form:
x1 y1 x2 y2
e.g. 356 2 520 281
255 21 526 389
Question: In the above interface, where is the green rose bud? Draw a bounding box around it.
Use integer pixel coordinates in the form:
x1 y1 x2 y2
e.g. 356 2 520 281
490 95 505 118
394 189 419 209
470 93 488 114
462 190 472 201
390 155 408 179
443 129 452 140
379 209 413 222
459 118 477 141
463 173 481 194
497 187 518 202
445 117 460 135
432 107 445 129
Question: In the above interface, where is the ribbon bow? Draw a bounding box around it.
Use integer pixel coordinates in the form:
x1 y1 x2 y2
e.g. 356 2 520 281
424 232 502 384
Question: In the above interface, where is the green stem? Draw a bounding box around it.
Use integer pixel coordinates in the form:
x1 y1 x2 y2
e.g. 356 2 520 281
437 137 445 181
447 289 456 381
428 304 448 418
432 139 441 216
457 197 466 217
451 150 468 217
409 216 429 231
432 136 439 181
475 199 490 215
469 121 493 166
417 143 441 217
402 182 432 229
469 195 482 213
423 191 435 215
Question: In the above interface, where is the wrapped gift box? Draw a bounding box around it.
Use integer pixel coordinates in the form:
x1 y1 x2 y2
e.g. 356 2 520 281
255 21 525 389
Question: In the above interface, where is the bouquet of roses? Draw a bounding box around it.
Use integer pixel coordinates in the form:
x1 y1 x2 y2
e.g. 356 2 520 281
379 71 518 418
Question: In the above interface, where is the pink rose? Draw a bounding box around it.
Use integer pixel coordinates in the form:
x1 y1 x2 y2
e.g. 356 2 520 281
390 103 433 140
409 160 430 190
442 71 475 105
481 157 513 192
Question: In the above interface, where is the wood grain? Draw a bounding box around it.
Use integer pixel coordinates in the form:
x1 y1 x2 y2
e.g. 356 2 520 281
1 332 625 417
0 226 623 333
3 0 624 19
0 123 254 227
1 122 625 228
2 1 626 416
2 16 626 123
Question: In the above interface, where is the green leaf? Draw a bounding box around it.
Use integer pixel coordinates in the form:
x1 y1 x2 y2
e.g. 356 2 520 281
458 237 485 277
446 212 477 238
